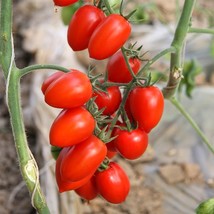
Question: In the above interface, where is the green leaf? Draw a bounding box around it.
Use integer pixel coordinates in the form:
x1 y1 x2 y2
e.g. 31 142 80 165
196 198 214 214
178 59 202 98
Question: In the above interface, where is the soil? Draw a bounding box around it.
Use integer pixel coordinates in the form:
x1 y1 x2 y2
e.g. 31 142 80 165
0 0 214 214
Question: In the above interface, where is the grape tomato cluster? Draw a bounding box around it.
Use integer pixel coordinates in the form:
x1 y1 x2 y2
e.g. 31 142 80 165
42 0 165 204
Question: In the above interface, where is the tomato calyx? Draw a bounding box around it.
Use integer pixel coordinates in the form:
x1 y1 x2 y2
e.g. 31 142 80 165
98 157 110 171
51 146 62 160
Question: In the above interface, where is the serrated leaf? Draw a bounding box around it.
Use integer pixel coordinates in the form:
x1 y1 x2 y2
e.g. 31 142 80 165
196 198 214 214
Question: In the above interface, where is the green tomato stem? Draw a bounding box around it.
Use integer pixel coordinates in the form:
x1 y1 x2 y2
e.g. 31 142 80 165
103 0 114 14
162 0 196 98
188 27 214 34
19 64 70 77
170 97 214 154
0 0 13 79
121 46 136 79
7 67 50 213
0 1 50 213
137 46 176 77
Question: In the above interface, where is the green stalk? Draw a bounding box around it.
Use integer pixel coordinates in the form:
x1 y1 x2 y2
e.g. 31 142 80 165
137 47 176 76
7 67 50 213
121 46 136 79
162 0 196 98
0 0 13 78
19 64 70 77
188 27 214 34
103 0 114 14
170 97 214 154
0 1 50 213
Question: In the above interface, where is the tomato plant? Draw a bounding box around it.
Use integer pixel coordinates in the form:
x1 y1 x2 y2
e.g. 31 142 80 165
129 86 164 133
75 176 98 200
1 0 210 212
93 84 122 115
107 50 141 83
67 5 105 51
44 70 92 109
49 107 95 147
113 128 148 160
95 162 130 204
88 14 131 59
60 135 107 181
53 0 78 7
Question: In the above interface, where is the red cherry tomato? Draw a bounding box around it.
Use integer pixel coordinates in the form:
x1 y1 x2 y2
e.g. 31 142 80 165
93 85 121 115
67 5 105 51
114 128 148 160
53 0 78 7
129 86 164 133
60 135 107 182
107 50 141 83
55 147 93 193
49 107 95 147
75 176 98 200
95 162 130 204
41 71 64 94
44 70 92 108
88 14 131 60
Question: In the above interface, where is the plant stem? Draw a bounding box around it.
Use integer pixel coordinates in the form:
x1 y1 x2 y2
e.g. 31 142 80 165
137 46 176 76
0 0 13 79
170 97 214 154
188 27 214 34
0 1 50 213
103 0 114 14
162 0 196 99
19 64 70 77
7 67 50 213
121 46 136 79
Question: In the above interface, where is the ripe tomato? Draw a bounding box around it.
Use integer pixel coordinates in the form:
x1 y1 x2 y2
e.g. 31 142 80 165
55 147 92 193
129 86 164 133
88 14 131 60
114 128 148 160
53 0 78 7
75 176 98 200
107 50 141 83
93 85 121 115
49 107 95 147
60 135 107 182
44 70 92 108
95 162 130 204
67 5 105 51
41 71 64 94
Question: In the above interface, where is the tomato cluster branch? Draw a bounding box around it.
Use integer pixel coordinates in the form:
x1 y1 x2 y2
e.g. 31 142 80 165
162 0 196 98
